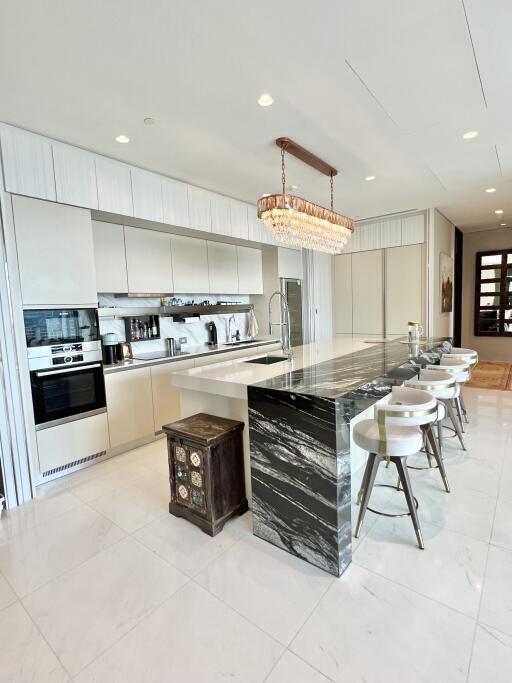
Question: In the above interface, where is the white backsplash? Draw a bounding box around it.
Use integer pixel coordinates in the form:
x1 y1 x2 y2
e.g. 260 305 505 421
98 293 254 353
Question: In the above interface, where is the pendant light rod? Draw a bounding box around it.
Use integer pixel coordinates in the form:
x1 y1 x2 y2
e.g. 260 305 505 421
275 137 338 177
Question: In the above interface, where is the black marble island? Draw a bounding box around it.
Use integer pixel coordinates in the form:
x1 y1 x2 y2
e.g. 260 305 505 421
248 338 450 577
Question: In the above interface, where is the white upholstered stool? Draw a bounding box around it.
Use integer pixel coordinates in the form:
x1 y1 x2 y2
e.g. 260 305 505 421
353 386 439 550
442 348 478 424
429 358 471 430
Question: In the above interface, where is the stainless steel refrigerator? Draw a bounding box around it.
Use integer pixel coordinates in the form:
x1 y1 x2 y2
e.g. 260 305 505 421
280 277 303 347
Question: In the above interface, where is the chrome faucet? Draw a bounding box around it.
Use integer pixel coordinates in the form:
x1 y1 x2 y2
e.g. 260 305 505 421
268 291 293 359
227 313 236 342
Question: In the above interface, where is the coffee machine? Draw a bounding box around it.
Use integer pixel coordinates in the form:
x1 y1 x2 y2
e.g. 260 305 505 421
207 321 217 346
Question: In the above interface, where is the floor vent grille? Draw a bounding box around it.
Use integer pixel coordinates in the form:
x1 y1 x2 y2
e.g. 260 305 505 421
41 450 107 478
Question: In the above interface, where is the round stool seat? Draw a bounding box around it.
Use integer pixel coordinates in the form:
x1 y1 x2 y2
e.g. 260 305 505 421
405 370 458 400
377 386 437 426
353 420 422 457
427 360 470 383
444 347 478 365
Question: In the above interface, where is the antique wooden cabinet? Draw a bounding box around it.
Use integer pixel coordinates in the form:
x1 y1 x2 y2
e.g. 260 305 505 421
163 413 247 536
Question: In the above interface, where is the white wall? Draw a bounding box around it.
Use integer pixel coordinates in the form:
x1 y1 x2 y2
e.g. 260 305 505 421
278 247 303 280
462 227 512 361
428 209 455 338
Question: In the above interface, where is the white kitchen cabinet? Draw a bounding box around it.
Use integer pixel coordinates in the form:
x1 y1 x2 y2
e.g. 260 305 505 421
230 200 249 240
380 219 402 249
357 223 381 251
0 124 56 200
151 359 195 432
36 412 110 474
278 248 302 280
92 221 128 293
208 241 238 293
334 253 353 334
351 250 384 335
401 214 425 245
13 195 97 306
124 226 173 293
171 234 209 293
187 186 211 232
210 194 232 237
53 143 98 209
385 244 424 334
162 177 189 228
95 157 133 216
237 246 263 294
247 204 272 244
131 167 163 223
105 367 155 447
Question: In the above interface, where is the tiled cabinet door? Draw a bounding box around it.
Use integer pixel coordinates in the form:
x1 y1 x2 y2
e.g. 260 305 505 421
53 143 98 209
125 226 173 293
95 157 133 216
92 221 128 293
0 124 56 200
207 242 238 294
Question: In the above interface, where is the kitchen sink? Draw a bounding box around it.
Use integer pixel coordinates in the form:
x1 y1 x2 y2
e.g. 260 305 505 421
244 355 288 365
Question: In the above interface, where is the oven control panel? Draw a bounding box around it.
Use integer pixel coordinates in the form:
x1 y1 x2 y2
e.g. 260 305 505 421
52 354 84 366
51 343 83 355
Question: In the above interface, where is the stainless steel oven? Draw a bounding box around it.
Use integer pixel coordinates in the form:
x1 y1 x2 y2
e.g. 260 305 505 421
24 308 106 430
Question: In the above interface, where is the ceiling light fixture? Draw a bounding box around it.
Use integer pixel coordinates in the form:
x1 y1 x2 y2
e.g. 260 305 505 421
485 187 496 193
258 93 274 107
495 209 504 215
365 175 376 181
462 130 479 139
115 134 130 144
143 117 156 125
257 137 354 254
500 222 507 226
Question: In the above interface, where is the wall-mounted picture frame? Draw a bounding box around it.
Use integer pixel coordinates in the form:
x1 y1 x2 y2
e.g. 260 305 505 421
440 252 453 313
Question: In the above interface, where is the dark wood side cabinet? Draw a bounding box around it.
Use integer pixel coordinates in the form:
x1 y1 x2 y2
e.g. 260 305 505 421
163 413 247 536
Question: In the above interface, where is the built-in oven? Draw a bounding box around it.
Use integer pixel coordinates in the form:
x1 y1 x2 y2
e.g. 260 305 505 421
23 308 106 430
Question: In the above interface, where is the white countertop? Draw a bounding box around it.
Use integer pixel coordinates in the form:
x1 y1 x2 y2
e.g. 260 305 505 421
103 338 280 374
171 336 383 400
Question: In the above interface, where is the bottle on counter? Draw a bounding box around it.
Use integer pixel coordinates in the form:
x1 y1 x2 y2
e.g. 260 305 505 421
151 316 158 337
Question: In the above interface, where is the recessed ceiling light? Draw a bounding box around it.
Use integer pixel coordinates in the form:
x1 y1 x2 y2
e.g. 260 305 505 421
258 93 273 107
463 130 479 139
500 222 507 226
485 187 496 193
143 117 156 126
365 175 376 181
495 209 504 215
115 134 130 143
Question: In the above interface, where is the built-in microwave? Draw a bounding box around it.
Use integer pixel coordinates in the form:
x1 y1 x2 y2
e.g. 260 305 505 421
23 308 106 429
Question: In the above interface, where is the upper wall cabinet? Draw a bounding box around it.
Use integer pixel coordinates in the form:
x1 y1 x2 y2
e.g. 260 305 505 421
237 246 263 294
13 196 97 306
380 219 402 249
207 242 238 294
162 177 189 228
124 227 173 293
95 157 133 216
357 223 381 251
402 214 425 245
92 221 128 293
210 194 232 237
278 247 303 280
0 125 55 201
247 204 272 244
230 200 249 240
187 186 211 232
131 168 163 223
171 235 209 293
53 143 98 209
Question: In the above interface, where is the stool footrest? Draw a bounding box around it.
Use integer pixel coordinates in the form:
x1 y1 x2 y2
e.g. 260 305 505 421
366 484 419 518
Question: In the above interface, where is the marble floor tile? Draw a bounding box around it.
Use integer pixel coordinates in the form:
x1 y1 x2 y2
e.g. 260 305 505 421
74 582 283 683
0 571 17 611
491 497 512 550
479 545 512 636
67 461 152 502
196 534 333 645
133 512 241 577
0 489 82 544
291 564 474 683
23 537 188 676
88 470 169 533
266 652 332 682
129 438 169 475
468 624 512 683
0 504 125 597
0 602 69 682
354 518 487 618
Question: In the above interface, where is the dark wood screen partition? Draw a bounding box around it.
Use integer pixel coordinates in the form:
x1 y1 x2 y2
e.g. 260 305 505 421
474 248 512 336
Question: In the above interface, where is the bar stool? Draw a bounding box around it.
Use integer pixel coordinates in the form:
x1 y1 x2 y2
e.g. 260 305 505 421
442 348 478 424
428 358 470 432
354 386 440 550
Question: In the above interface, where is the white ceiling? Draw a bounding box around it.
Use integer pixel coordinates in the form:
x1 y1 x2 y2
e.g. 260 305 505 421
0 0 511 232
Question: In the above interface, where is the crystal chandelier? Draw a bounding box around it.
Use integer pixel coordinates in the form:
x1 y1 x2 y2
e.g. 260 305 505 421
257 138 354 254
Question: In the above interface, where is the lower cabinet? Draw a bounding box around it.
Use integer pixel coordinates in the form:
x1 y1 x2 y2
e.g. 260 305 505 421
36 413 110 474
105 367 154 448
150 359 195 432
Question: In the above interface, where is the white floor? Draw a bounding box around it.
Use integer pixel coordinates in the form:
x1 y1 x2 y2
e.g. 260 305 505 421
1 387 511 682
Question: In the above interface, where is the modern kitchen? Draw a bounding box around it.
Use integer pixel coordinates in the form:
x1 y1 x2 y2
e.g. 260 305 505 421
1 3 511 682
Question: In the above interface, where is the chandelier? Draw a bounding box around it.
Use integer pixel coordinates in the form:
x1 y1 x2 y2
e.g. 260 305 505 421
257 138 354 254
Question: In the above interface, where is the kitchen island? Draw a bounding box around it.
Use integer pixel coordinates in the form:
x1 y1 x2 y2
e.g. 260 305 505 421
172 336 449 576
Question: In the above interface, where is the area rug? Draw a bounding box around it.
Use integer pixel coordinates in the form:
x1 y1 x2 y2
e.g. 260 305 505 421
466 361 512 391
